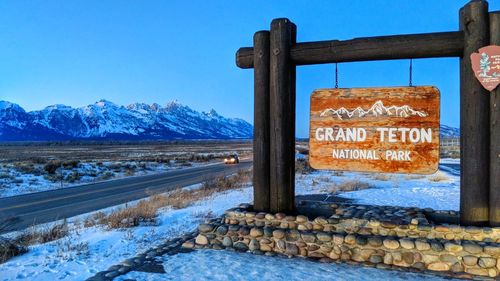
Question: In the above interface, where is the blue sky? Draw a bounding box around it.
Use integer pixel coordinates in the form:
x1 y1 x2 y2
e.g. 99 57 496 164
0 1 498 137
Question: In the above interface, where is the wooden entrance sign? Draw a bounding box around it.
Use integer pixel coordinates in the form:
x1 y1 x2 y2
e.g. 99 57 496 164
238 1 498 225
309 86 440 174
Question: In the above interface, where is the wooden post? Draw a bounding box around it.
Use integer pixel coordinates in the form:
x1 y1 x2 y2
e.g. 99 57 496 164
459 0 490 226
269 18 296 213
253 31 271 212
489 11 500 227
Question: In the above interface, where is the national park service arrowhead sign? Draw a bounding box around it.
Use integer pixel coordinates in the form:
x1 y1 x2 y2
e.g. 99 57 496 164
470 45 500 92
309 86 440 174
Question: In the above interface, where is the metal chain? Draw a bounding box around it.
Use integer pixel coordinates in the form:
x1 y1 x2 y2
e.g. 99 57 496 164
335 63 339 89
409 59 413 87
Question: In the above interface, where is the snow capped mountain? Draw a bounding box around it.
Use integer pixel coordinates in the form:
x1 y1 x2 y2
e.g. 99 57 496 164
0 101 23 111
0 100 253 141
0 101 29 129
320 100 428 120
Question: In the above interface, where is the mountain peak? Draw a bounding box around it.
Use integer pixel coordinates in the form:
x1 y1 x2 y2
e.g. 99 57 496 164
95 99 117 107
0 101 25 112
126 102 163 114
166 99 180 106
165 100 188 112
150 103 161 111
44 104 73 111
205 109 219 117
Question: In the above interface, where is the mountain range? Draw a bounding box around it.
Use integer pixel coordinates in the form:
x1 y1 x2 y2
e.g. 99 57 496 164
0 100 460 141
0 100 253 141
320 100 428 120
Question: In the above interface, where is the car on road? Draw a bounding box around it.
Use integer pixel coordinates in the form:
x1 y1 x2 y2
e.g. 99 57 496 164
224 154 239 164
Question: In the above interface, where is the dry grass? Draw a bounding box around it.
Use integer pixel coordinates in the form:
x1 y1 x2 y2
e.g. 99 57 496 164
0 218 27 264
0 239 26 264
83 212 106 228
428 172 449 182
16 219 69 247
0 218 69 264
13 163 38 174
329 180 373 194
55 238 89 260
88 169 251 229
295 158 313 174
124 168 135 176
100 200 158 228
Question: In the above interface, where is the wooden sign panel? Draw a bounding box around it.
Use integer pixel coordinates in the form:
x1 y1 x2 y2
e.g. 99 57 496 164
309 86 440 174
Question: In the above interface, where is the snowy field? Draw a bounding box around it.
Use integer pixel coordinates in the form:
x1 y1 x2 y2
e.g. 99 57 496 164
0 159 460 281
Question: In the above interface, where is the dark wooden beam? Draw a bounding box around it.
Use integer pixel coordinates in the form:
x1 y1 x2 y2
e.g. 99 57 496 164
269 18 296 213
252 31 271 212
489 11 500 227
236 31 464 69
460 0 490 226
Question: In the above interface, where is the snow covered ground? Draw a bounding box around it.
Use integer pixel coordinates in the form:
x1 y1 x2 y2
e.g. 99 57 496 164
296 171 458 211
296 158 459 211
0 159 460 281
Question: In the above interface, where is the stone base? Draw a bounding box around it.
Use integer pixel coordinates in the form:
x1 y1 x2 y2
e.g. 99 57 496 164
184 201 500 279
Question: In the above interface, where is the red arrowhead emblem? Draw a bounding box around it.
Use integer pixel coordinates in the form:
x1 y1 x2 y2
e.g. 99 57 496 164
470 45 500 92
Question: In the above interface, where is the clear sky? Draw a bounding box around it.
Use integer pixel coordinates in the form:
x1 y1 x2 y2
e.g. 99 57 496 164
0 1 498 137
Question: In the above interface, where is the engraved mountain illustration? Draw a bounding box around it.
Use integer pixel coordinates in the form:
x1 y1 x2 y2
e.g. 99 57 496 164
319 100 428 120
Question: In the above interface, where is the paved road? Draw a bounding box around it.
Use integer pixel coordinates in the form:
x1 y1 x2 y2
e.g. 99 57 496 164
0 161 251 234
